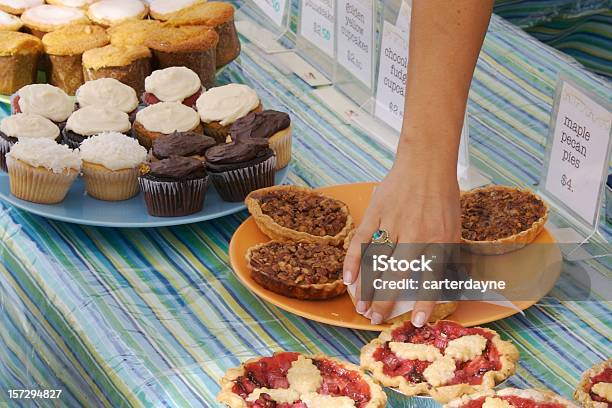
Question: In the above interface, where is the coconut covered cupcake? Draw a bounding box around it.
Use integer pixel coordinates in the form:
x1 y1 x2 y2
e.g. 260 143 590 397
64 106 131 148
0 10 22 30
6 137 81 204
108 19 162 47
0 32 42 95
0 0 43 15
87 0 147 27
133 102 202 149
75 78 139 119
79 132 148 201
20 5 89 38
11 83 74 125
142 66 203 107
196 83 261 143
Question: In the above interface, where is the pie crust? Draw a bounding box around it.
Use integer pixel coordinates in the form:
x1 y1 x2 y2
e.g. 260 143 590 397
444 388 579 408
245 185 354 247
360 320 519 403
574 359 612 408
217 352 387 407
246 240 347 300
461 186 549 255
387 301 458 325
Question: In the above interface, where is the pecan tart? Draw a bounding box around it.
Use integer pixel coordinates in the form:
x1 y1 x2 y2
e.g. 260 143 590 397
245 186 354 246
360 320 519 403
461 186 549 255
574 359 612 408
445 388 579 408
246 240 346 300
217 352 387 407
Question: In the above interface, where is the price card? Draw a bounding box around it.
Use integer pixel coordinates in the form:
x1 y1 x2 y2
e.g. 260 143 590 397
374 21 409 132
300 0 335 58
543 78 612 227
336 0 374 88
253 0 288 27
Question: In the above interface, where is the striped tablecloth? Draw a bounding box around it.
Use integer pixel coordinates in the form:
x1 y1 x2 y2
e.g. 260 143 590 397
1 14 611 408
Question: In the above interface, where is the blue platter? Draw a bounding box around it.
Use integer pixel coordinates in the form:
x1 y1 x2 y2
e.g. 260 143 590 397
0 167 289 228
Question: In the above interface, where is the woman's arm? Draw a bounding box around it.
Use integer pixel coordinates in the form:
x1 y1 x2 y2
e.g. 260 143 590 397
343 0 493 326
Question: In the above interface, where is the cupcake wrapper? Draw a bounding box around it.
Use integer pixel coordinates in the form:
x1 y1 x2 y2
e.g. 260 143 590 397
210 155 276 202
269 127 292 170
138 177 208 217
0 137 14 172
82 164 140 201
7 158 78 204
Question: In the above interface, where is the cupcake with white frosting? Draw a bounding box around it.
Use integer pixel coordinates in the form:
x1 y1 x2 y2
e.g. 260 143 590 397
0 0 43 15
0 113 60 171
149 0 202 20
133 102 202 149
76 78 139 120
6 137 81 204
46 0 97 8
79 132 148 201
142 66 203 108
20 5 89 38
64 106 131 148
87 0 147 27
11 83 74 126
0 10 22 30
195 83 261 143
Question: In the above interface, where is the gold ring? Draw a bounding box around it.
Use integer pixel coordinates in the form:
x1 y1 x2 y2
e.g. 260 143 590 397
372 229 394 246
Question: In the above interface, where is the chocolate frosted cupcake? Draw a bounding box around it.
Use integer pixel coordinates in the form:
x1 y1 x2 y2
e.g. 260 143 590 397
108 19 162 47
64 106 131 148
139 156 208 217
205 139 275 202
230 110 292 170
133 102 202 150
0 0 43 15
11 83 74 126
86 0 147 27
0 32 42 95
75 78 139 119
142 66 203 107
20 5 89 38
152 131 216 161
0 10 23 30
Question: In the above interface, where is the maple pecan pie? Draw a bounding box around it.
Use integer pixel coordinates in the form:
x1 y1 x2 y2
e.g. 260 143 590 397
574 359 612 408
461 186 549 255
217 352 387 407
360 319 519 403
445 388 579 408
246 240 346 300
245 186 354 246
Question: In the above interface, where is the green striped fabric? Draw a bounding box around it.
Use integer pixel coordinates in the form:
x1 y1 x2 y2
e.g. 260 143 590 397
0 13 611 408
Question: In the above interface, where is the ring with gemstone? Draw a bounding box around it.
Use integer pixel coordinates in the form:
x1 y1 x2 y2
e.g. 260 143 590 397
371 229 394 246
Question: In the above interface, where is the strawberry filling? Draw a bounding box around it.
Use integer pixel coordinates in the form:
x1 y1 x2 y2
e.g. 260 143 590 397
373 321 501 386
231 352 372 408
588 367 612 406
11 95 21 114
142 89 203 108
458 395 567 408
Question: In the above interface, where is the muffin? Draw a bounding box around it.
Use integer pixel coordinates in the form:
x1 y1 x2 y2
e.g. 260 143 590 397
42 24 109 95
64 106 131 148
230 110 292 169
75 78 139 120
205 139 276 202
6 137 81 204
133 102 202 149
196 83 262 142
82 44 151 95
144 25 218 89
20 5 89 38
11 83 74 125
0 113 60 171
0 10 22 30
46 0 97 8
79 131 148 201
0 32 42 95
142 66 203 107
86 0 147 27
151 131 216 161
108 19 162 47
149 0 203 21
168 2 240 68
0 0 43 15
139 155 208 217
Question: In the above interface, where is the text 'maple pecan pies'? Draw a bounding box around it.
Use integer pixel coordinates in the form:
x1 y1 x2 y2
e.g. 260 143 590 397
217 352 387 407
245 185 354 246
246 240 346 300
461 186 549 255
574 359 612 408
444 388 579 408
360 320 519 403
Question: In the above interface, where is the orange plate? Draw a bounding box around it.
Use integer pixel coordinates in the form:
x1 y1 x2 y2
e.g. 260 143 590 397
229 183 559 331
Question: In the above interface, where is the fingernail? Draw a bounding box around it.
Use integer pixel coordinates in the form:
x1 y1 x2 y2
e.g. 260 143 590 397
371 312 384 325
356 301 367 314
343 271 353 285
412 311 426 327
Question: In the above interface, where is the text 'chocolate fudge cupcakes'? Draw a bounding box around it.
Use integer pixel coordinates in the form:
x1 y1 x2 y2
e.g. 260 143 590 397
152 131 216 161
11 83 74 125
143 66 202 107
148 0 203 21
139 156 208 217
108 19 162 48
42 24 109 95
87 0 147 27
134 101 202 149
82 44 151 96
20 5 89 38
145 25 218 89
0 31 41 95
76 78 139 119
0 10 22 30
64 105 130 148
0 0 43 16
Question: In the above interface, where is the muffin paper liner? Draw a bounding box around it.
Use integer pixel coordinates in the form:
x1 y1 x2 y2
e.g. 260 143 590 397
0 138 14 172
82 163 141 201
210 155 276 202
269 126 292 170
7 158 78 204
138 176 208 217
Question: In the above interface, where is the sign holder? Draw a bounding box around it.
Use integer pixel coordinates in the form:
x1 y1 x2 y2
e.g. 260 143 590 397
235 0 293 54
295 0 336 84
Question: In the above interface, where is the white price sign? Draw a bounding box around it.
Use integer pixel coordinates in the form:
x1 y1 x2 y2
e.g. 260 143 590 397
543 79 612 227
337 0 373 87
253 0 288 27
300 0 335 57
374 21 409 132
